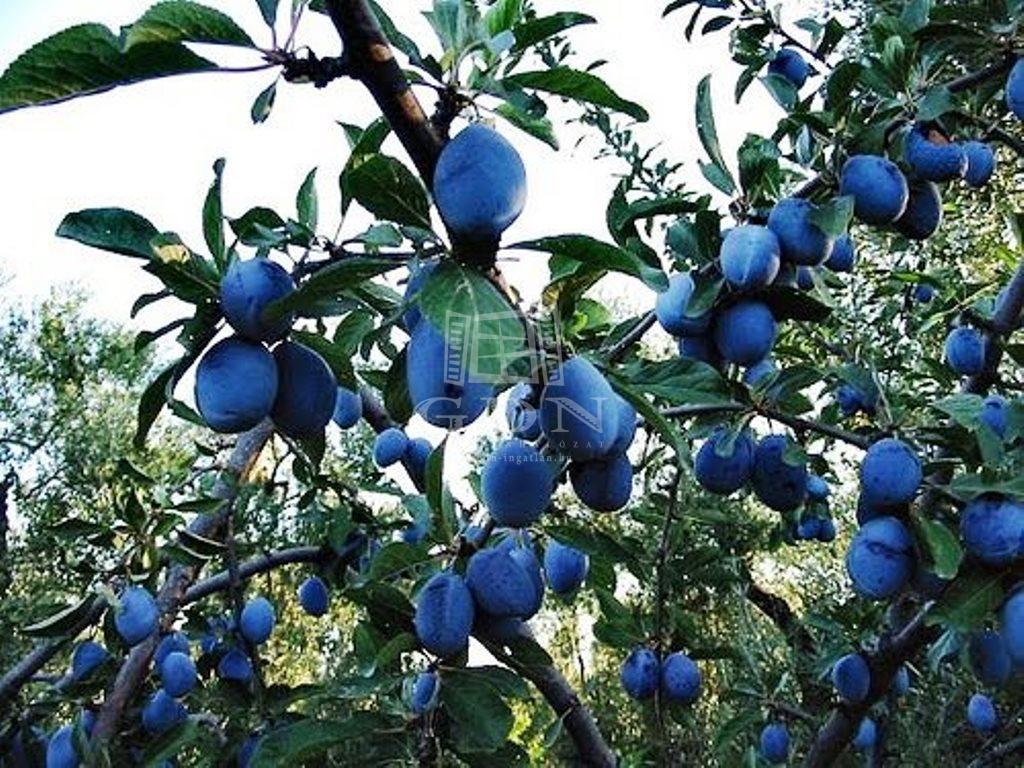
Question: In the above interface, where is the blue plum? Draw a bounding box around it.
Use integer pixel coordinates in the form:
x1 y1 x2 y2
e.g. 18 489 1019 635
840 155 909 225
913 283 935 304
831 653 870 703
945 326 986 376
333 386 362 429
963 141 996 188
826 234 856 273
195 337 278 434
433 124 526 243
892 664 911 696
797 516 822 541
220 257 295 342
660 652 701 704
217 648 253 683
961 494 1024 566
540 357 620 461
846 516 914 600
543 541 589 595
373 428 408 468
1006 58 1024 120
154 632 190 667
404 437 433 482
70 641 108 681
569 453 633 512
744 357 778 387
836 382 876 417
467 545 542 618
481 439 555 527
678 335 721 367
751 434 808 512
414 571 474 658
115 587 158 647
759 723 790 765
968 693 998 732
796 266 816 291
719 225 781 290
981 395 1008 438
270 341 336 438
141 689 187 735
767 197 834 266
506 382 541 440
895 180 943 241
853 717 877 751
806 474 830 501
655 273 709 337
504 540 545 619
1001 587 1024 666
240 597 276 645
411 671 439 714
620 647 659 700
298 576 330 617
46 725 78 768
968 630 1012 687
768 48 810 88
904 124 967 182
608 396 638 455
860 438 921 508
402 260 438 330
407 320 492 429
817 517 837 543
713 301 777 366
160 651 197 697
694 427 755 495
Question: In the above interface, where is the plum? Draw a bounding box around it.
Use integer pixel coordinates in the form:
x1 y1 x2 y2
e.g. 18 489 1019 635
115 586 158 646
967 693 998 732
141 689 187 735
411 671 439 714
796 266 817 291
402 260 438 331
240 597 275 645
298 576 329 617
961 494 1024 566
895 180 943 241
768 48 810 89
853 717 877 750
655 272 709 337
826 234 856 273
751 434 808 512
404 437 433 482
154 632 190 667
913 283 935 304
860 438 921 508
759 723 790 765
70 640 108 681
846 516 914 599
332 386 362 429
945 326 986 376
981 395 1008 438
904 124 968 182
840 155 909 225
968 630 1012 687
160 651 197 697
744 357 778 387
719 225 781 290
767 197 834 266
712 300 777 366
831 653 870 703
506 382 541 440
407 320 492 429
806 474 830 501
217 648 253 683
1001 587 1024 666
467 544 543 619
678 335 722 367
694 427 755 495
195 337 278 434
608 396 638 455
220 257 295 342
481 439 554 527
892 664 911 696
373 428 408 468
543 540 589 595
1006 58 1024 120
540 357 620 461
433 124 526 243
817 517 837 543
569 453 633 512
797 516 822 541
270 341 336 438
963 141 996 188
45 725 78 768
414 571 474 657
660 652 701 704
620 647 659 700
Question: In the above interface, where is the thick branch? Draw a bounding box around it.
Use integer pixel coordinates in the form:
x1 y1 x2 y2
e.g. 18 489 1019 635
967 735 1024 768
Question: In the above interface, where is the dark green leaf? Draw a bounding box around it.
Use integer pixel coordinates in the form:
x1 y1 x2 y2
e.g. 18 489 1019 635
256 0 280 28
251 80 277 124
203 158 227 269
340 119 392 215
57 208 160 259
266 258 403 320
912 514 963 580
510 12 596 53
503 68 648 122
441 669 515 753
24 595 97 637
694 75 736 194
250 713 394 766
808 196 854 237
494 102 558 149
928 570 1004 632
515 235 668 291
123 1 255 49
297 168 319 230
347 155 431 229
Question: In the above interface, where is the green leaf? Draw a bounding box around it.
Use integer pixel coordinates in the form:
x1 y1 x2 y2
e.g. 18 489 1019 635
694 75 735 195
611 377 686 464
494 102 559 149
503 67 648 122
140 718 202 767
347 155 431 229
417 262 529 382
296 168 319 230
515 235 668 291
203 159 227 269
256 0 280 28
251 80 277 124
441 669 515 753
340 119 392 215
123 1 255 49
250 713 394 766
484 0 522 36
917 85 953 121
760 73 797 111
0 24 217 115
135 363 177 448
928 570 1004 632
911 514 963 580
808 196 854 237
618 357 732 406
57 208 160 259
266 258 403 320
510 12 596 53
947 473 1024 501
229 207 285 245
24 595 97 637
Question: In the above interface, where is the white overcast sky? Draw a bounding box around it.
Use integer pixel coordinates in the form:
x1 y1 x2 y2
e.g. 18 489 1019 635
0 0 808 328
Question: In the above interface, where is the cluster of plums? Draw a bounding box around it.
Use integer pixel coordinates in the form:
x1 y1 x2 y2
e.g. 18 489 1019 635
619 646 702 705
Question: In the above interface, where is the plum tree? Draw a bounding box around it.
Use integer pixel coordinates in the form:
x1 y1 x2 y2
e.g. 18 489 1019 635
114 587 158 647
960 494 1024 565
945 326 987 376
767 197 834 265
195 337 278 433
712 300 777 366
332 386 362 429
159 651 197 698
298 576 330 617
694 427 755 495
846 517 915 599
859 438 922 508
141 689 187 735
831 653 870 703
839 155 910 225
968 693 999 732
406 319 492 429
660 652 701 704
767 48 809 89
543 541 589 595
270 341 336 438
751 434 808 512
413 572 474 658
219 257 296 342
410 671 439 715
70 641 108 682
968 630 1012 687
895 180 943 241
239 597 276 645
540 357 621 461
569 453 634 512
619 647 659 700
480 439 555 527
759 723 790 765
903 124 968 182
432 124 526 244
373 427 408 468
718 225 781 289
